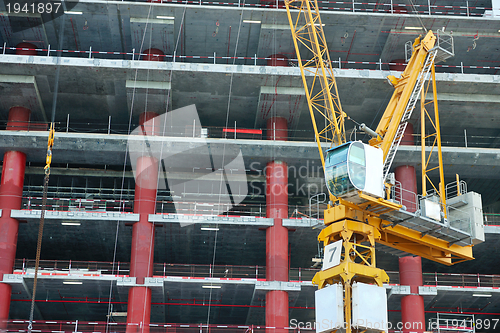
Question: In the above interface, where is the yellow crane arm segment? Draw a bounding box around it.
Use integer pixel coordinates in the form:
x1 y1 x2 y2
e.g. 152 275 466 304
285 0 346 173
369 32 436 161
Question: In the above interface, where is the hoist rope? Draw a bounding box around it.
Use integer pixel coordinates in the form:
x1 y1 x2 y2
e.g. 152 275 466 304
27 2 66 330
27 135 52 333
407 0 428 32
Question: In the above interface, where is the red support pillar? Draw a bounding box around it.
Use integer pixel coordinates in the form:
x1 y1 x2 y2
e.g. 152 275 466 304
265 117 289 333
126 112 159 333
266 54 289 67
142 48 165 62
15 43 37 56
0 107 31 330
396 124 424 332
399 256 425 333
394 124 417 212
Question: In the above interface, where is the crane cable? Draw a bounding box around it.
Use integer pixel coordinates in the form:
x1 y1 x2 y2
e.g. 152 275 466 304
27 123 54 333
407 0 428 32
27 2 65 331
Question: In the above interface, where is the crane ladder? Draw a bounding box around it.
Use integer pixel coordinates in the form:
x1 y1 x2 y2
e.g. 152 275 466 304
382 48 438 181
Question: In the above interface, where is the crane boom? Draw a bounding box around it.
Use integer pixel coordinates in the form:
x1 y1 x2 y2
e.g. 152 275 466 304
368 32 438 180
285 0 345 175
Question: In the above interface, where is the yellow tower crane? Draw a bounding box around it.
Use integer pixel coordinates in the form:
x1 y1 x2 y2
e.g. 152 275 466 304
284 1 483 332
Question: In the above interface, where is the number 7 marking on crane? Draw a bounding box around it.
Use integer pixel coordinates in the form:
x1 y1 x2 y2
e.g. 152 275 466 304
329 246 337 262
322 239 342 271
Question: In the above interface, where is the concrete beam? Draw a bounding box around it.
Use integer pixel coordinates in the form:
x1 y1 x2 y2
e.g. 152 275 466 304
254 281 301 292
1 54 499 84
426 93 500 103
148 213 274 226
387 285 411 301
1 131 499 179
418 286 437 296
259 86 304 95
0 74 47 122
261 24 290 30
394 145 500 178
255 86 305 129
163 276 257 285
10 209 139 222
485 225 500 234
129 18 174 25
117 277 137 286
282 218 322 228
3 273 117 283
435 285 500 295
125 80 171 90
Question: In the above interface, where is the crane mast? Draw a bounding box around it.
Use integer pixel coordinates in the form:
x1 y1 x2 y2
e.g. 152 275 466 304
284 1 481 333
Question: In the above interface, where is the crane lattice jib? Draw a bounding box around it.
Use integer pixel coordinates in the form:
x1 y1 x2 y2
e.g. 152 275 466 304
285 0 346 173
369 32 437 174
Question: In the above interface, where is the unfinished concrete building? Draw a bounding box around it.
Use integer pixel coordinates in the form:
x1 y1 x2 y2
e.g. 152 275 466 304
0 1 500 332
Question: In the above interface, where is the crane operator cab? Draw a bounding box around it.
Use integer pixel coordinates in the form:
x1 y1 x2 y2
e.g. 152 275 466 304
324 141 384 203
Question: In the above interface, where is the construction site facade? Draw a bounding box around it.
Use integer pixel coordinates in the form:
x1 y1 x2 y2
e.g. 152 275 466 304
1 1 500 333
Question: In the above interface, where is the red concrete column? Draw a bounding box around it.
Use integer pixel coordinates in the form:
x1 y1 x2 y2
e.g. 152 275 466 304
142 48 164 62
16 42 37 56
396 125 424 332
389 59 406 72
0 107 30 330
399 256 425 333
127 112 159 333
394 124 417 212
265 117 289 333
267 54 289 67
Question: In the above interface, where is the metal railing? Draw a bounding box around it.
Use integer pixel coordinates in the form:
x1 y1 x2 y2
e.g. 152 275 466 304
21 182 326 219
386 271 500 288
2 44 500 75
391 179 474 223
3 119 500 149
14 259 268 279
430 313 475 333
308 193 327 220
107 0 492 17
391 180 419 212
484 213 500 226
19 185 499 226
13 259 318 281
21 194 322 219
446 180 468 200
13 259 500 288
4 320 314 333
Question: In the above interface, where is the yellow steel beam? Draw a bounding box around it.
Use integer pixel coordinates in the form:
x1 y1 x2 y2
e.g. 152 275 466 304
285 0 346 164
369 32 437 163
420 63 447 217
314 220 388 288
313 260 389 288
319 219 381 244
370 219 474 264
313 220 388 333
323 206 475 264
